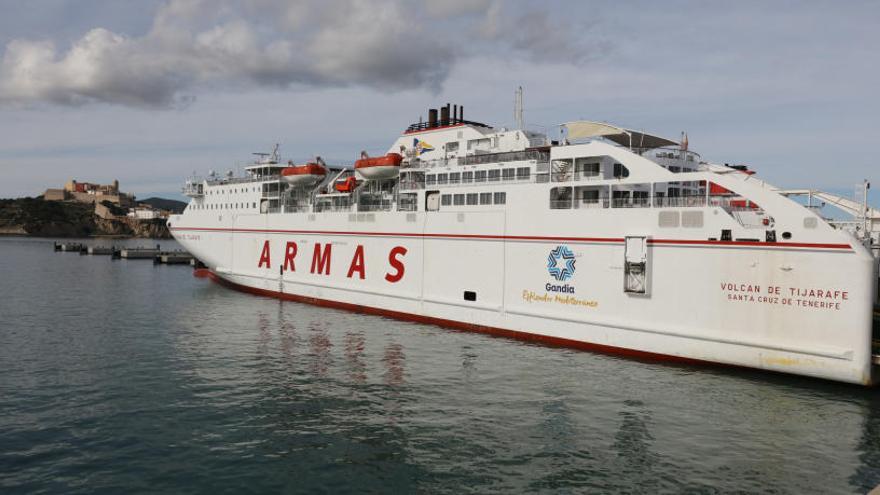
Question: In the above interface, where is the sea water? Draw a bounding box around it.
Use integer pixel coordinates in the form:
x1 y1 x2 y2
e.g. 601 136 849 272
1 236 879 494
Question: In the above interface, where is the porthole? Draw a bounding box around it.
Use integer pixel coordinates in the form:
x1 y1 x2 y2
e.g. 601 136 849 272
781 231 792 240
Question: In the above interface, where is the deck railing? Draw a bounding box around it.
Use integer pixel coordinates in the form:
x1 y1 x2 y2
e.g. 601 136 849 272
458 150 550 166
357 202 393 212
548 195 717 210
655 196 707 208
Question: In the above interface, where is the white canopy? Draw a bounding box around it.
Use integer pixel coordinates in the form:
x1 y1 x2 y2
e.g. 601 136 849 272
564 121 677 149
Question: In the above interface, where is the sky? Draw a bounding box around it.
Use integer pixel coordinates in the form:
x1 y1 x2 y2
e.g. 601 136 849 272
0 0 878 208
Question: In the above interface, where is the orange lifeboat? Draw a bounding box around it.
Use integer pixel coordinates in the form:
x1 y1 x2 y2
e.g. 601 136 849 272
281 162 327 187
355 152 403 180
334 176 359 193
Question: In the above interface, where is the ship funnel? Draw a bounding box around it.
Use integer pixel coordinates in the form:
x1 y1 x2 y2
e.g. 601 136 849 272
428 108 438 128
440 104 450 126
453 104 458 123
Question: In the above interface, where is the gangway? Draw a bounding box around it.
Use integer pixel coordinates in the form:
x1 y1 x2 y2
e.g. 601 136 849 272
777 189 880 220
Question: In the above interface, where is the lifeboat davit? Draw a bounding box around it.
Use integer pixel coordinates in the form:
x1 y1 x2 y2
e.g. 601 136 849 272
281 162 327 186
355 153 403 180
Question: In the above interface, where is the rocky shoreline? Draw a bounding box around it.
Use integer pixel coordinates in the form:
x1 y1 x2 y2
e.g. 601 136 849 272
0 198 171 239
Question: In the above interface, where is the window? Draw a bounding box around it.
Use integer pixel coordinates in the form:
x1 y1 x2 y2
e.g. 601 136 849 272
449 172 461 184
426 174 436 186
441 194 452 206
517 167 530 180
253 202 256 208
613 163 630 178
462 171 474 183
475 170 487 182
575 159 600 178
580 189 600 203
493 192 506 204
467 138 491 151
488 169 500 182
466 193 478 205
550 187 572 209
447 141 459 152
502 168 515 180
438 173 449 185
454 194 465 206
480 192 492 205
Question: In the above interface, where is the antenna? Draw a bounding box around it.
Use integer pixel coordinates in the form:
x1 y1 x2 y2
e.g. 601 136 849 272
514 86 524 130
862 179 870 235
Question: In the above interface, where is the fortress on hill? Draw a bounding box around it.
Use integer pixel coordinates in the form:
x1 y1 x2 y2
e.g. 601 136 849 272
43 179 135 208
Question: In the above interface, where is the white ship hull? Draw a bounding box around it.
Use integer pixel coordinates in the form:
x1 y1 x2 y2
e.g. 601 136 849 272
171 204 877 385
172 110 879 385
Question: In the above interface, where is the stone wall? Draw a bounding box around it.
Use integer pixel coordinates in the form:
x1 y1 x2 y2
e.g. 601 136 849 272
43 189 67 201
94 202 115 220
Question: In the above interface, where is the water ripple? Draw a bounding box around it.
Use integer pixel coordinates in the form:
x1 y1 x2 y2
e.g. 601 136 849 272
1 237 879 494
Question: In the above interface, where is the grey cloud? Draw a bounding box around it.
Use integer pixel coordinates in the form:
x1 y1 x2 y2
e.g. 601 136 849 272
477 2 608 65
423 0 494 18
0 0 604 109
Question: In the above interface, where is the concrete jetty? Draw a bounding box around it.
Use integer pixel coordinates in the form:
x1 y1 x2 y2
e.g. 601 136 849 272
54 242 85 252
118 245 161 259
86 246 114 255
54 242 196 269
154 251 194 265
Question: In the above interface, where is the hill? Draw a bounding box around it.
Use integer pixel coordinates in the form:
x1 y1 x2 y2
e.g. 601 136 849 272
139 197 187 214
0 198 169 238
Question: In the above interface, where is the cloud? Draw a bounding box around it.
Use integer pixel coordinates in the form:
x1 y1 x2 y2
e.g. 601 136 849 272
0 0 605 109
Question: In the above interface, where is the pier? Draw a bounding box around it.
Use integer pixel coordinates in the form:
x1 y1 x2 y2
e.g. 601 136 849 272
53 242 85 252
154 251 195 265
86 246 114 255
53 242 197 267
118 245 160 259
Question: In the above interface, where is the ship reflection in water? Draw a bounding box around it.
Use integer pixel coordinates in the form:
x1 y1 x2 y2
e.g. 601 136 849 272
1 236 880 493
208 296 880 493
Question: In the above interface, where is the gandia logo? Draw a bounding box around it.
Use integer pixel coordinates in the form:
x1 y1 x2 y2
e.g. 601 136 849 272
547 245 576 281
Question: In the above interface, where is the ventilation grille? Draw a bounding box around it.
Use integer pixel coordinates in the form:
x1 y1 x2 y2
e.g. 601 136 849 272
682 211 704 228
658 211 680 228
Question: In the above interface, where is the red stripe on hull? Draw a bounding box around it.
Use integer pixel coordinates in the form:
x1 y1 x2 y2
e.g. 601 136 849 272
172 227 852 250
647 238 851 249
193 268 713 367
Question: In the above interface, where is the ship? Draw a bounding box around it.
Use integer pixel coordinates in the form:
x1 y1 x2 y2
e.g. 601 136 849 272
169 99 880 385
